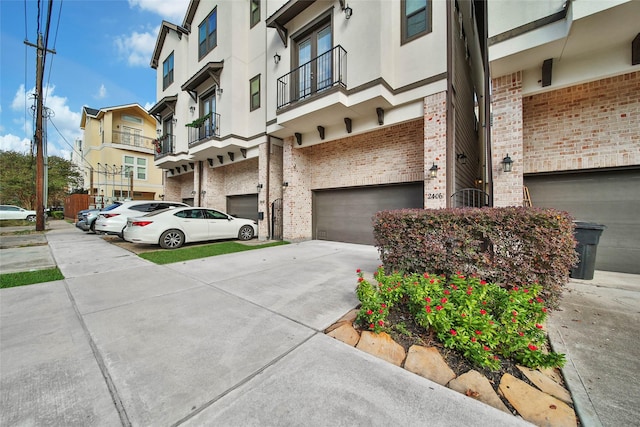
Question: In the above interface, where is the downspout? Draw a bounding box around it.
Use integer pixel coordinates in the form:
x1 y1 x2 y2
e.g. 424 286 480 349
445 0 454 207
198 160 203 206
266 137 271 239
482 1 493 206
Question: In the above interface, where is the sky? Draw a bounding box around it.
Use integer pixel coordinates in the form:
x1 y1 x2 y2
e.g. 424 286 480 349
0 0 190 159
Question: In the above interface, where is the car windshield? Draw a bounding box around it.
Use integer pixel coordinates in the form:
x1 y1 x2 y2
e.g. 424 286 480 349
141 208 174 217
101 203 122 212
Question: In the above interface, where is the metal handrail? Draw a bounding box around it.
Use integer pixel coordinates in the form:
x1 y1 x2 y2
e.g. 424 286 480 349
188 112 221 146
451 188 490 208
111 130 155 150
276 45 347 109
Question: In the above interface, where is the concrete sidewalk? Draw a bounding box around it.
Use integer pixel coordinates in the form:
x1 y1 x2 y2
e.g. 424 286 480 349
1 221 638 426
1 222 524 426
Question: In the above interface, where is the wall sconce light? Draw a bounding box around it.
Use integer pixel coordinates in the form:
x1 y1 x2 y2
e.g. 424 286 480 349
156 129 162 136
429 163 439 179
201 190 206 196
172 117 177 125
501 154 513 173
257 183 263 191
191 190 196 196
217 87 223 96
189 106 195 114
274 53 281 64
282 182 289 188
344 5 353 19
159 194 165 200
456 153 467 165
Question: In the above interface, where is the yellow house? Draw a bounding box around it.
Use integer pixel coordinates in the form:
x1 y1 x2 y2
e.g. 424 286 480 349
79 104 164 208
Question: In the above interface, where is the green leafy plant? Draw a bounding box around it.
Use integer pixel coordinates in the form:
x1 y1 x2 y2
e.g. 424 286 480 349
355 267 565 371
185 112 212 128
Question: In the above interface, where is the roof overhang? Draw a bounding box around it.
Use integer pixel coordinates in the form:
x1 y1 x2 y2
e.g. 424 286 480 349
148 95 178 120
266 0 316 47
181 61 224 101
150 21 188 69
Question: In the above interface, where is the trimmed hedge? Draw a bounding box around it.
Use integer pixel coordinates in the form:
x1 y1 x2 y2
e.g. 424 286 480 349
372 207 578 308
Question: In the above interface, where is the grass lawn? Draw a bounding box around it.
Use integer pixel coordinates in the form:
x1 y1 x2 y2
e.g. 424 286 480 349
139 240 289 264
0 268 64 288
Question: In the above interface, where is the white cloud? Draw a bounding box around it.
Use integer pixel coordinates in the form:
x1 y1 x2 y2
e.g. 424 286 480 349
5 84 80 159
96 84 108 99
0 134 31 153
115 30 158 67
128 0 190 22
144 101 155 110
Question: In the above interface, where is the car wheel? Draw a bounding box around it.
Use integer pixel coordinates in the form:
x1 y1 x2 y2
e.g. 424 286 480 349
90 220 95 232
26 215 36 222
160 229 185 249
238 225 254 241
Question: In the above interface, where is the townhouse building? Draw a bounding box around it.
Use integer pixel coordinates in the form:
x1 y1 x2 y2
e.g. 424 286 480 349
79 104 164 207
149 0 639 274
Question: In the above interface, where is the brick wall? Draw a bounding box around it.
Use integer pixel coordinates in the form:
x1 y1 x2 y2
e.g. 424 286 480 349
202 158 259 211
283 119 424 241
165 172 194 203
424 91 448 209
258 142 284 239
523 71 640 173
491 72 524 207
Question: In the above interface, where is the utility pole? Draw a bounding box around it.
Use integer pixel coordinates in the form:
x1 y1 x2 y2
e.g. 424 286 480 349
25 33 56 231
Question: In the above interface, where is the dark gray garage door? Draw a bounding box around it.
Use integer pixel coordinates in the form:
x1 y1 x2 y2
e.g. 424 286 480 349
226 194 259 222
312 182 424 245
525 169 640 274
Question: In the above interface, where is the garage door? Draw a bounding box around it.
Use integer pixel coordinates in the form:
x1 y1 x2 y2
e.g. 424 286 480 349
312 183 424 245
226 194 259 222
524 169 640 274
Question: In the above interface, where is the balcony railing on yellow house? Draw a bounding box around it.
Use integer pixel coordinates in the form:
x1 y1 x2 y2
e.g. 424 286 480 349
110 130 156 151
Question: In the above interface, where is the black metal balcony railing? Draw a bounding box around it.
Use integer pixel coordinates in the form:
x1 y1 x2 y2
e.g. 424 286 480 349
111 130 155 150
188 112 221 146
154 134 175 157
276 45 347 110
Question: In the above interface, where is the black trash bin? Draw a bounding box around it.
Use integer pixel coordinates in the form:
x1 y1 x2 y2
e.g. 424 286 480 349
570 222 606 280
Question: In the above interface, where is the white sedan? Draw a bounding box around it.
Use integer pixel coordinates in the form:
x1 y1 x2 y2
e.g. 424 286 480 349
123 207 257 249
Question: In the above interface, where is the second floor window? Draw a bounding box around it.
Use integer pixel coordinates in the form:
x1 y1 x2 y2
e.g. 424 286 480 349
250 0 260 28
163 52 174 89
401 0 431 44
250 75 260 111
124 156 147 180
199 8 217 59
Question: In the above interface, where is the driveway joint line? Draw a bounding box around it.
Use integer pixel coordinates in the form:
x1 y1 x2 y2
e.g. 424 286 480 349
63 280 132 427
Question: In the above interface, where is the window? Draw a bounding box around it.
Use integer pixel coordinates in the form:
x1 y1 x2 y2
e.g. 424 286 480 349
199 8 217 59
122 115 143 124
294 19 332 101
250 0 260 28
250 75 260 111
163 52 174 89
200 91 217 138
124 156 147 181
401 0 431 44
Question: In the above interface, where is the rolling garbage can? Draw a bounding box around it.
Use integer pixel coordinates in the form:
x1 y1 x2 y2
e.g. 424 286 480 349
570 222 606 280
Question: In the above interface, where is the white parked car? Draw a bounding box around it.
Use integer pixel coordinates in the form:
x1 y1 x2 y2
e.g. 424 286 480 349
0 205 37 221
94 200 188 237
123 207 257 249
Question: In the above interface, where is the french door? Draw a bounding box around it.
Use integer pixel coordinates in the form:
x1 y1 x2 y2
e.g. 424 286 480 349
296 23 332 101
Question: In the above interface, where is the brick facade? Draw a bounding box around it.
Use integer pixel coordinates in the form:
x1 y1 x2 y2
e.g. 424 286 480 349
202 157 259 211
424 91 448 209
283 119 425 241
523 71 640 173
491 72 524 207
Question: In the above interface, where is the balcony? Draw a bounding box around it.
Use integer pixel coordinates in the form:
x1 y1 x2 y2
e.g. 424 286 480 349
276 45 347 110
188 112 221 147
153 134 175 158
111 130 155 151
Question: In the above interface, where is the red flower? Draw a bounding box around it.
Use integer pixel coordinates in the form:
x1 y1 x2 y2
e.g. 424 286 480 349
466 290 472 295
423 273 430 278
542 307 548 313
518 331 524 336
436 305 443 311
356 269 361 273
444 290 451 295
429 279 435 284
482 301 487 305
425 306 432 313
480 280 487 285
536 297 543 303
378 320 384 326
493 355 499 361
450 329 457 336
379 309 384 314
512 317 517 323
480 309 487 315
441 297 448 304
536 324 543 329
357 277 364 282
483 346 490 351
451 284 459 290
512 310 518 316
369 323 375 329
461 313 466 318
424 297 431 303
475 330 482 335
471 337 477 342
528 344 538 351
366 309 373 315
513 286 519 291
381 303 387 308
523 289 529 293
489 320 495 325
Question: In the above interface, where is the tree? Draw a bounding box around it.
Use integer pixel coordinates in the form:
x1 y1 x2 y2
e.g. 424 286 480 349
0 150 82 208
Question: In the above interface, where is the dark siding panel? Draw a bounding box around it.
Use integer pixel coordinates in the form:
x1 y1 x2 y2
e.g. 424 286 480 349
525 169 640 274
313 183 424 245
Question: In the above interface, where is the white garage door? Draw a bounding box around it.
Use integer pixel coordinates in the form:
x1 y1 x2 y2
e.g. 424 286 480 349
312 183 424 245
524 169 640 274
